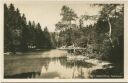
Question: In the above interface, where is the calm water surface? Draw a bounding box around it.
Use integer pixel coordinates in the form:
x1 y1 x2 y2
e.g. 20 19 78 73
4 49 111 79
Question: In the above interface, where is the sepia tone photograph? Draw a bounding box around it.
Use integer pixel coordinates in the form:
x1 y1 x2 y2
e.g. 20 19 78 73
4 1 124 79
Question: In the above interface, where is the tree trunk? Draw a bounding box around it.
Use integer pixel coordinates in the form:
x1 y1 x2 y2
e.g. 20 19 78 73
107 17 114 48
107 17 111 37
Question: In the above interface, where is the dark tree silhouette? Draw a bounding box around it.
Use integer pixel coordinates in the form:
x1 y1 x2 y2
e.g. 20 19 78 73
4 3 56 52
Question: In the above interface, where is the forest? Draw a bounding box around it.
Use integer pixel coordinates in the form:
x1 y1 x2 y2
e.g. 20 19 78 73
55 4 124 76
4 4 57 52
4 3 124 78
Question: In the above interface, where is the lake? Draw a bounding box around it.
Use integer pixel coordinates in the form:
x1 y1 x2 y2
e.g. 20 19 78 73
4 49 114 79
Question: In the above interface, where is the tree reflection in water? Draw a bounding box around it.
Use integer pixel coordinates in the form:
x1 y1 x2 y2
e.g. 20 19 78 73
40 57 95 79
5 50 113 79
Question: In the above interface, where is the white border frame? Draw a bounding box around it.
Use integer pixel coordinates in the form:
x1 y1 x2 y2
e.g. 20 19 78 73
0 0 128 82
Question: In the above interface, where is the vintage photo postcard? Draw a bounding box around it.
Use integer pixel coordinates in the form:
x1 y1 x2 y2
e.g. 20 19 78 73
1 0 128 82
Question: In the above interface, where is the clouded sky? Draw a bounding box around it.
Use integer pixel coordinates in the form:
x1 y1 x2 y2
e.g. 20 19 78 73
5 0 101 32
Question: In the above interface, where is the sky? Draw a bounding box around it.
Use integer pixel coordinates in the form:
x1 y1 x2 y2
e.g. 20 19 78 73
5 1 101 32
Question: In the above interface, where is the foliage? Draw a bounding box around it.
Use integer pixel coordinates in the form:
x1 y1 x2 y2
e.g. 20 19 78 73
55 4 124 65
4 4 56 52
